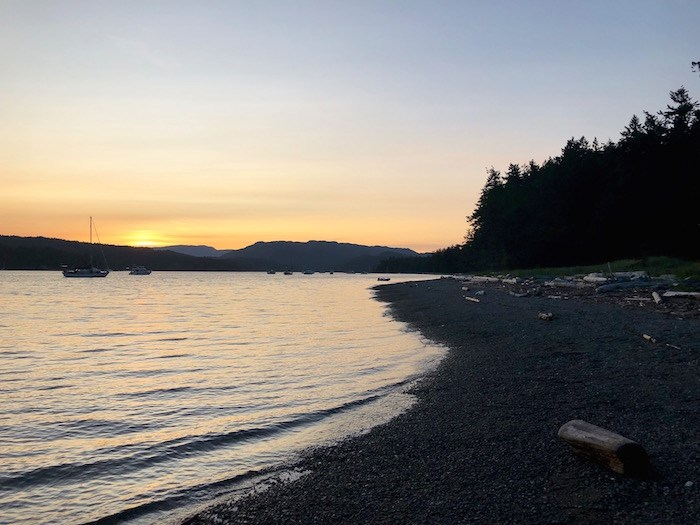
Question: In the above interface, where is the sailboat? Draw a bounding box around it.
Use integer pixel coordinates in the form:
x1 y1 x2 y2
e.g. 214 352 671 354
62 217 110 278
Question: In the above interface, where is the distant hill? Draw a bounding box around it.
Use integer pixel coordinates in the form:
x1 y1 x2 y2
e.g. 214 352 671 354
222 240 423 272
0 236 423 272
158 245 229 258
0 236 257 271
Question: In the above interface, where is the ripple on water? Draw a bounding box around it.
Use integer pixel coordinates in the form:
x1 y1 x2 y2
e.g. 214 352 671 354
0 272 443 525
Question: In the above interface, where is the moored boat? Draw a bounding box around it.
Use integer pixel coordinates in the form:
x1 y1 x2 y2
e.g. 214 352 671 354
129 265 152 275
62 217 110 278
63 267 109 278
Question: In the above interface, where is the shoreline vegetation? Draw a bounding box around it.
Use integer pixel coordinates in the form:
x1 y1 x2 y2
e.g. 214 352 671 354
378 86 699 275
181 278 699 524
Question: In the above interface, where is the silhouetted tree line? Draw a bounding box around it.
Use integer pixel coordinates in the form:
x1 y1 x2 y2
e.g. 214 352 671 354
377 86 699 273
0 236 263 271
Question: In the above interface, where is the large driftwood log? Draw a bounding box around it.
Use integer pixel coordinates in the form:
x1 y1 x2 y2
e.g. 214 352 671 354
558 420 649 476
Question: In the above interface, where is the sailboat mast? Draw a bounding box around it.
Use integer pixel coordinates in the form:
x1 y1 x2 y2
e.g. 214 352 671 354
89 216 93 267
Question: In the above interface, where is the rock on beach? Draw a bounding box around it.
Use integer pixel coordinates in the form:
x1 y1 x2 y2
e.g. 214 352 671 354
182 278 699 525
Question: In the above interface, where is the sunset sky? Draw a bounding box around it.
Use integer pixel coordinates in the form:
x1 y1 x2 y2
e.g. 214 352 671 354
1 1 698 252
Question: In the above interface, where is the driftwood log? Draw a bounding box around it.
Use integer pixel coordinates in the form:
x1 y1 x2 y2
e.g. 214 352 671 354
558 420 649 476
468 275 500 283
596 281 660 293
545 278 589 289
663 290 700 299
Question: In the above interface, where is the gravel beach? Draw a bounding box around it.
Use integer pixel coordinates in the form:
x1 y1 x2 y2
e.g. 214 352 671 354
182 278 699 524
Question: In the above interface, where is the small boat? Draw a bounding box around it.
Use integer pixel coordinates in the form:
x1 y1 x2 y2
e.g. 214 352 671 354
63 217 109 278
284 271 293 275
303 270 314 275
377 277 391 281
63 267 109 278
129 265 152 275
267 270 276 275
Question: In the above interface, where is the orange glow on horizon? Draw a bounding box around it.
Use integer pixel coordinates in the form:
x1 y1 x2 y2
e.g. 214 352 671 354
2 212 467 254
120 230 173 248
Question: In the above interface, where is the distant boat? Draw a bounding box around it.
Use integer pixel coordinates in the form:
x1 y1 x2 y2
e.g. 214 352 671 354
63 267 109 278
129 265 152 275
377 277 391 281
284 271 293 275
267 270 276 275
303 270 314 275
62 217 109 278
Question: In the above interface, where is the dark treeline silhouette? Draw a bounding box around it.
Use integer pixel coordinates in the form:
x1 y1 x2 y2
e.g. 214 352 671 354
0 236 422 272
378 86 700 273
0 236 263 271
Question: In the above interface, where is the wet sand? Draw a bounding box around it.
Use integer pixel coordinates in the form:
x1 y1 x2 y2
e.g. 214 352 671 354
182 278 699 524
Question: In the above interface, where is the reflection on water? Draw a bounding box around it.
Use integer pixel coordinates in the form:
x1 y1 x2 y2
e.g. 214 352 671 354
0 272 443 524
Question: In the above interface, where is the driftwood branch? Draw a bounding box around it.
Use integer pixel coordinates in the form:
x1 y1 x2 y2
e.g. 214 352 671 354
663 291 700 299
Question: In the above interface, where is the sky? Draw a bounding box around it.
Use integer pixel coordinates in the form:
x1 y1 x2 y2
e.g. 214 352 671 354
1 1 698 252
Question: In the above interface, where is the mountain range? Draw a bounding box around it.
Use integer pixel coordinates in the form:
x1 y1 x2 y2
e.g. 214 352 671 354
0 236 424 272
156 245 225 258
162 241 422 272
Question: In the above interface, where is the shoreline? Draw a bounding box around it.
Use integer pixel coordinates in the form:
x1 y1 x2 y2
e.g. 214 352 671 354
182 278 699 524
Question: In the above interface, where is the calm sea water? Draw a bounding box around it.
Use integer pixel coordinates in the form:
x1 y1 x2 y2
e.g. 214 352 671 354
0 271 443 525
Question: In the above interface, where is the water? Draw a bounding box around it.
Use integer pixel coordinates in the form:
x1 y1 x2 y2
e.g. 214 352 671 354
0 271 443 525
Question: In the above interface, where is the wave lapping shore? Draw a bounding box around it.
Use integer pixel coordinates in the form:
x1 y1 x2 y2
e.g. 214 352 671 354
182 278 699 524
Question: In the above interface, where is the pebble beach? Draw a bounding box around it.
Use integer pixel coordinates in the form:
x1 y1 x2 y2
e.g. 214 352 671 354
182 278 699 524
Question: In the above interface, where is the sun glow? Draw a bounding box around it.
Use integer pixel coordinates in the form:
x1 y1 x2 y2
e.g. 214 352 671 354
124 230 168 248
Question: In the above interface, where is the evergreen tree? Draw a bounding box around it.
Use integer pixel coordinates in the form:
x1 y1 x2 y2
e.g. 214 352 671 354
382 87 699 273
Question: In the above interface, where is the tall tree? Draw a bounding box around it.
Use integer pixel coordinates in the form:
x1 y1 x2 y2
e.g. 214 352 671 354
661 87 698 134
